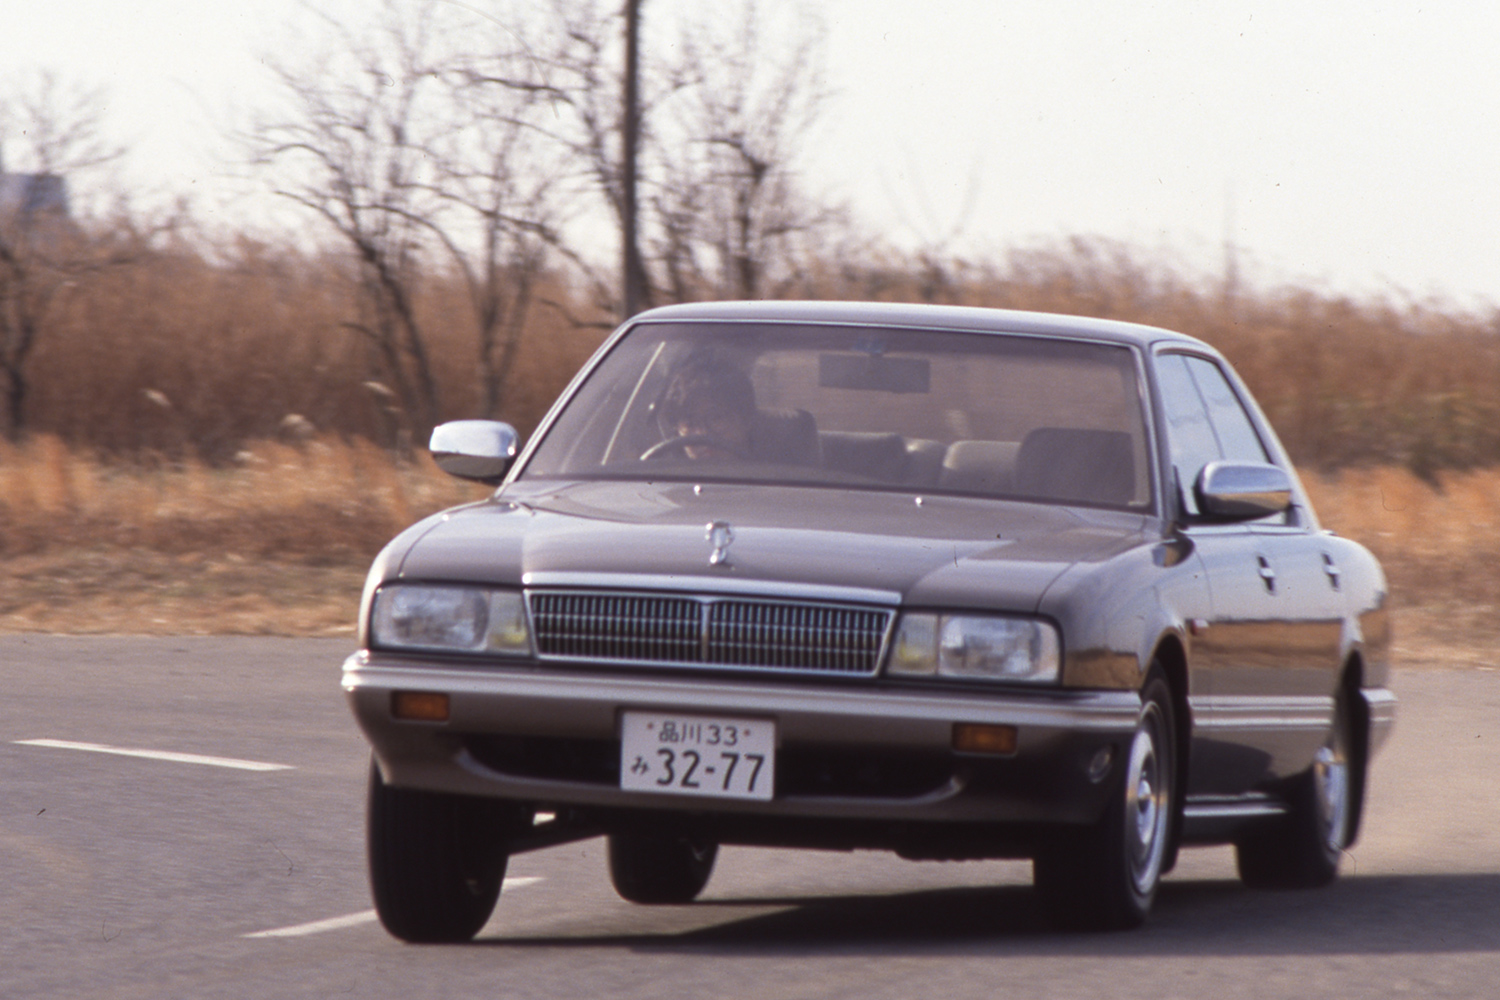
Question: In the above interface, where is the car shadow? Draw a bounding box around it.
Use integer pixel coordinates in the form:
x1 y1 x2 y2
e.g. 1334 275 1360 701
479 872 1500 957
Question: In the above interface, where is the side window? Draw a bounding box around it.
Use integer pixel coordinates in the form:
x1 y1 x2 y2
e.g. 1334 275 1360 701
1155 354 1219 515
1185 356 1269 464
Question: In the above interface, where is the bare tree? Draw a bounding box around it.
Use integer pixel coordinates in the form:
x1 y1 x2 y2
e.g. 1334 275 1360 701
251 3 446 442
461 0 660 320
428 36 570 418
249 0 842 438
648 0 840 301
0 73 135 440
477 0 839 310
251 0 573 438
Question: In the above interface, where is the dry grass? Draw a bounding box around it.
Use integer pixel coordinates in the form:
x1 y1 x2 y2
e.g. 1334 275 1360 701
1304 466 1500 669
1 437 1496 668
0 549 368 636
6 211 1495 666
0 433 486 559
19 239 607 461
830 238 1500 477
12 232 1500 480
0 435 486 635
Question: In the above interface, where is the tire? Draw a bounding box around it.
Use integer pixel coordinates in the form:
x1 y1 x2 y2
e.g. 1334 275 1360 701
1035 669 1177 930
1236 685 1358 889
607 832 719 904
366 758 520 943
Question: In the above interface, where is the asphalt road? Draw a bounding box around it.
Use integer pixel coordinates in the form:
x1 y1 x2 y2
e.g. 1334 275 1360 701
3 635 1499 999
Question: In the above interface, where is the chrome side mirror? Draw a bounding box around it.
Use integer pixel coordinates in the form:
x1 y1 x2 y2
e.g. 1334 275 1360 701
429 420 519 484
1195 461 1293 520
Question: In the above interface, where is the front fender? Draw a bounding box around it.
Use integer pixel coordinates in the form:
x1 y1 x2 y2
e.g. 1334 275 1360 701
1043 536 1209 690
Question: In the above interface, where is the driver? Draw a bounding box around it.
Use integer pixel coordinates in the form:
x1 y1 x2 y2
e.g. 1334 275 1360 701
656 354 755 461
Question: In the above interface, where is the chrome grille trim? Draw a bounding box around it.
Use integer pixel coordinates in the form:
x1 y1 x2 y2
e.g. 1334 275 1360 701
527 590 892 677
529 592 700 663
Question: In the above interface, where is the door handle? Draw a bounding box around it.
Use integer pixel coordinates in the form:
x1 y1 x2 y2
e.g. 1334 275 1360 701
1257 555 1277 594
1323 553 1342 590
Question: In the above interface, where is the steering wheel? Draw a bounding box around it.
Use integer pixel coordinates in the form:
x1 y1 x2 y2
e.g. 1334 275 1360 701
640 434 744 461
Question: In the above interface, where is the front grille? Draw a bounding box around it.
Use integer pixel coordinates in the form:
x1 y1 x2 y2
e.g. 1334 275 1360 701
528 590 892 677
530 593 701 663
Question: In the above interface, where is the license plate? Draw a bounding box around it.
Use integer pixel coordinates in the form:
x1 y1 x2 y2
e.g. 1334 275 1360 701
620 711 776 801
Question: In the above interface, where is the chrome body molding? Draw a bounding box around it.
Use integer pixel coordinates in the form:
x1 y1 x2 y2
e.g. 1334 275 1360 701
1183 795 1288 820
1189 694 1338 732
1190 688 1397 742
1362 686 1399 756
344 652 1142 731
1181 793 1290 843
518 571 903 607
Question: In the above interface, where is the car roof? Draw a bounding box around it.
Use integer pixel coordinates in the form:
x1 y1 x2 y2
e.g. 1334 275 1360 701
628 300 1208 352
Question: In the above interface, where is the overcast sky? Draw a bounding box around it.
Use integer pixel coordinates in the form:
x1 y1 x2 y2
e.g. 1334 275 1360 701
4 1 1498 307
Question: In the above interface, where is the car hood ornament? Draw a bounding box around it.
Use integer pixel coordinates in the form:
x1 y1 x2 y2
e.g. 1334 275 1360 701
706 521 733 567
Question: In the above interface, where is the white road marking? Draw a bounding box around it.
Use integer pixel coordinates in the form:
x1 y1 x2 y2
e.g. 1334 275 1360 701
244 910 378 939
243 878 544 939
504 876 544 890
13 739 295 772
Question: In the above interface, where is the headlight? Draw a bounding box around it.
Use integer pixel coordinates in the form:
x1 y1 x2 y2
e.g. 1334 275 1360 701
887 612 1060 683
370 585 532 655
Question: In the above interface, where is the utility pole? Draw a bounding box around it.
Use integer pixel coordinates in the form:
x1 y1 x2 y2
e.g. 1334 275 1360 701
621 0 649 320
1223 180 1239 320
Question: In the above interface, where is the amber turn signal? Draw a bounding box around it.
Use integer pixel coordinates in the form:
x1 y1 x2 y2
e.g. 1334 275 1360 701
952 722 1018 755
391 691 451 722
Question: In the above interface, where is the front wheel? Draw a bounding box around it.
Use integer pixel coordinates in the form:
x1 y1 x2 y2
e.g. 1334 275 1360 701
366 758 524 943
1035 669 1176 930
608 833 718 904
1236 686 1359 889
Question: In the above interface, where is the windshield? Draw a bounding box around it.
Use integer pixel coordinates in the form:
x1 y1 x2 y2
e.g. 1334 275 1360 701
521 321 1153 510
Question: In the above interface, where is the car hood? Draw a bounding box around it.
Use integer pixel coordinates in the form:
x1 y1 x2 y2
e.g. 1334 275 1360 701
390 479 1157 612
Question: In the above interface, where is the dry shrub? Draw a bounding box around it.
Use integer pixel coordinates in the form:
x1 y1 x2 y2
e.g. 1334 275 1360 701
0 433 83 515
13 228 1500 480
808 237 1500 478
4 437 1498 644
5 434 1497 606
1305 465 1500 664
0 434 486 563
21 237 606 463
1305 466 1500 609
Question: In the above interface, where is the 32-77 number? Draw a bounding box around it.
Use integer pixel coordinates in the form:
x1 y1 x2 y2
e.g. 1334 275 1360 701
649 747 766 794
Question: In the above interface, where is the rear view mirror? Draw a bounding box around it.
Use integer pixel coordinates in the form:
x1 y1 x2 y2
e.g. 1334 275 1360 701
1195 461 1293 520
429 420 519 484
818 353 931 393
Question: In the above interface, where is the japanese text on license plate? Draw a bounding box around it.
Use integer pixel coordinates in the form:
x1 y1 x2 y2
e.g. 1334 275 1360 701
620 712 776 801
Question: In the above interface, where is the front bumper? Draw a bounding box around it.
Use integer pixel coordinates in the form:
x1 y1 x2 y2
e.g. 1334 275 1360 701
343 651 1142 831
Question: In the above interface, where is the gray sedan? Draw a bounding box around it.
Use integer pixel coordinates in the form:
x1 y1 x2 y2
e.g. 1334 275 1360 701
343 301 1393 940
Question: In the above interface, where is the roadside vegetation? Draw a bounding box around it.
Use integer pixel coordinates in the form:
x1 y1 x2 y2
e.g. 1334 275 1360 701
2 208 1500 656
1 428 1496 667
1 1 1497 656
9 230 1500 475
2 184 1497 657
